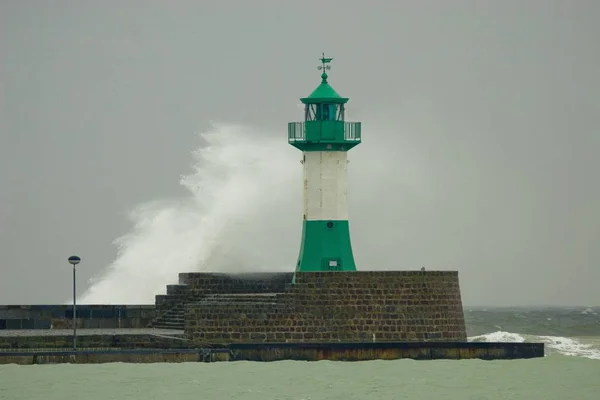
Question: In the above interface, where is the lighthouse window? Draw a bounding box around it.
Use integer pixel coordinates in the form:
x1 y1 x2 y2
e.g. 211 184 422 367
305 105 319 121
322 105 329 120
306 104 340 121
338 104 345 120
330 104 337 120
317 104 337 121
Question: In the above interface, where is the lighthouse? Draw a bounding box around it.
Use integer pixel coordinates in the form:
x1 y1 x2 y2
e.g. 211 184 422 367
288 54 361 273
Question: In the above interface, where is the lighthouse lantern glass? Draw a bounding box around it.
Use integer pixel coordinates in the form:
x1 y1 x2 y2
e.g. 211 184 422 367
304 104 345 122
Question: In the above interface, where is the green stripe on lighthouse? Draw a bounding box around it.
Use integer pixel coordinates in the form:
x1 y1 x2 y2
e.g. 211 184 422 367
289 54 361 275
296 220 356 272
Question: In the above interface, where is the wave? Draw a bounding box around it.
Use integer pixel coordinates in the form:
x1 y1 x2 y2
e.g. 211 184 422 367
469 331 600 360
79 123 301 304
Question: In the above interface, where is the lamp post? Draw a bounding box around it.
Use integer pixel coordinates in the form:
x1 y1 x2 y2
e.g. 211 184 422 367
68 255 81 350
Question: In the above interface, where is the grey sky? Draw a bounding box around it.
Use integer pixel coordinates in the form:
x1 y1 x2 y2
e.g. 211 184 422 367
1 0 599 306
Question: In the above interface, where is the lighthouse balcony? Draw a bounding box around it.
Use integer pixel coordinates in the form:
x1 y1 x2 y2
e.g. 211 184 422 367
288 121 361 150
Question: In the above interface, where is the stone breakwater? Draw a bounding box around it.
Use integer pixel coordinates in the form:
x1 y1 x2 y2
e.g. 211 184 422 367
157 271 467 344
0 328 186 350
0 305 155 330
0 341 545 365
0 271 549 364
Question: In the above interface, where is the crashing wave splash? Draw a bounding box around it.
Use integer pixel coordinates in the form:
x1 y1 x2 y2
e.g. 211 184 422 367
79 123 300 304
469 331 600 360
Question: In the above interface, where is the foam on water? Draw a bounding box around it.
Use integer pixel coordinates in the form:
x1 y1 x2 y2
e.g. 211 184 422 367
469 331 526 343
537 335 600 360
469 331 600 360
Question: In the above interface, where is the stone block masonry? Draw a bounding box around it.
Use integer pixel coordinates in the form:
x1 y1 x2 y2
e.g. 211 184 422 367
184 271 467 344
151 273 295 329
0 305 156 330
0 329 186 350
0 342 544 365
180 272 295 294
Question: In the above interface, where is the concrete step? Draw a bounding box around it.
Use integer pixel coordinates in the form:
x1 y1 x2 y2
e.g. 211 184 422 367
154 315 185 321
161 309 185 315
201 294 280 303
153 326 184 330
166 284 189 296
155 295 183 307
201 302 280 307
152 321 184 329
161 313 184 319
150 303 185 329
154 317 184 323
154 320 184 326
153 325 184 330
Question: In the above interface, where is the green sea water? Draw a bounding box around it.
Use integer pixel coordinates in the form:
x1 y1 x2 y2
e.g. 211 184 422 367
1 356 598 400
0 307 599 400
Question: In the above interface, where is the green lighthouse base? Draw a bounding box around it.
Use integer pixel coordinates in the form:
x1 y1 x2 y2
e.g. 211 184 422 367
296 220 357 273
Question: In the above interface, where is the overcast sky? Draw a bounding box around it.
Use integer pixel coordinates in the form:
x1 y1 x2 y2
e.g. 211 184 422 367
1 0 599 306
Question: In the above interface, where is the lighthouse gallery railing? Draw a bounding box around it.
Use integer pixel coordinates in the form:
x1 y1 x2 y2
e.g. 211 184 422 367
288 122 361 142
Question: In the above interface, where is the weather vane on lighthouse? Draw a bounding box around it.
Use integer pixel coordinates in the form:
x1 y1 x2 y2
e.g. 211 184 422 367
287 53 362 277
318 53 333 70
318 53 333 82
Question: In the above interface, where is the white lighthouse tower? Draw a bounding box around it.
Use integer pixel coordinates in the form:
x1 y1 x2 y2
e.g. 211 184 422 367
288 54 362 273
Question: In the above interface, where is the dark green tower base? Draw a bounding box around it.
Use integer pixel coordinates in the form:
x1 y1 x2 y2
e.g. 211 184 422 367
296 220 357 273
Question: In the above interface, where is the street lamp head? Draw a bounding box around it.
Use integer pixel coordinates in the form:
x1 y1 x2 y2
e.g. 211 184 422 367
68 255 81 266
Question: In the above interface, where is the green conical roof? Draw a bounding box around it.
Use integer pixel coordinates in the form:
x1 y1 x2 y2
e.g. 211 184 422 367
300 71 349 104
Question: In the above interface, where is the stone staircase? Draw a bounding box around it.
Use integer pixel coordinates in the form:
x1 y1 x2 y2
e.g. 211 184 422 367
152 303 185 330
197 293 281 305
150 284 189 330
151 273 294 331
152 293 285 330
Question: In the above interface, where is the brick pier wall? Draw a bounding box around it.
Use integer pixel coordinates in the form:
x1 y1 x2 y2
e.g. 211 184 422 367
151 273 295 329
180 272 295 294
185 271 467 344
0 332 186 350
0 305 156 330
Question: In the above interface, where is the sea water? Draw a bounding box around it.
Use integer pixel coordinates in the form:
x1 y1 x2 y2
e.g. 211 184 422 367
4 309 600 399
0 329 599 400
